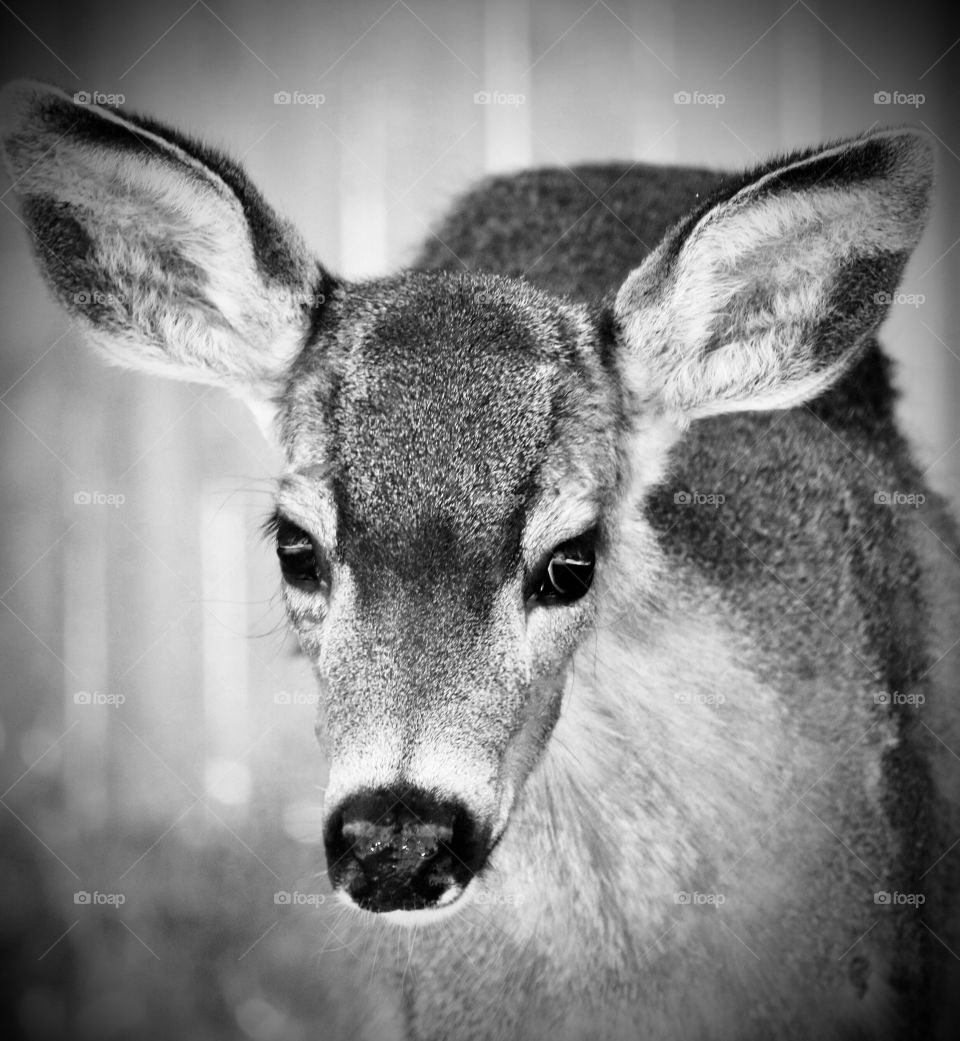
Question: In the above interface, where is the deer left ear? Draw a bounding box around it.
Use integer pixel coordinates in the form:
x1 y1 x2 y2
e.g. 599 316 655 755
0 79 335 437
614 129 934 420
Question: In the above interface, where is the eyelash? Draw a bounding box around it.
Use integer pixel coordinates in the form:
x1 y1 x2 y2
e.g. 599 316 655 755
265 511 328 593
525 530 597 606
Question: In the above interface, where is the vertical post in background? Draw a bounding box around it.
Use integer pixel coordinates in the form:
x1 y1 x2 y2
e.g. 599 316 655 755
118 378 202 822
482 0 532 174
628 0 679 164
338 85 389 279
200 483 251 817
917 4 960 506
61 344 110 830
777 0 823 149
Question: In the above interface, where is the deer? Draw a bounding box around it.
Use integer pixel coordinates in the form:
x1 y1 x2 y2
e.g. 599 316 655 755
2 79 959 1041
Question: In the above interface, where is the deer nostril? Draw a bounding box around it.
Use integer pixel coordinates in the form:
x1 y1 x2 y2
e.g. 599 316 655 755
325 787 488 913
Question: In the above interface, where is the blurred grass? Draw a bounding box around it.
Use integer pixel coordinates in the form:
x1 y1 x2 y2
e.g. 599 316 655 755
1 787 368 1041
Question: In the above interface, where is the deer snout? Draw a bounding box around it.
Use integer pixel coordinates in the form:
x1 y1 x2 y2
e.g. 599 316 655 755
324 786 489 913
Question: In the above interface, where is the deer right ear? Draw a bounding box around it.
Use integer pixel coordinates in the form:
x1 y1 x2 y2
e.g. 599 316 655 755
0 80 335 431
614 129 933 421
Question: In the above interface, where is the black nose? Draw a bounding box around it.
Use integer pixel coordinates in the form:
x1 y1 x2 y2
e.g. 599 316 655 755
324 786 488 912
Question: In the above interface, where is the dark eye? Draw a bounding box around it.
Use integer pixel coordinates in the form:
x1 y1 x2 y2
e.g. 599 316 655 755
527 532 596 605
275 517 326 592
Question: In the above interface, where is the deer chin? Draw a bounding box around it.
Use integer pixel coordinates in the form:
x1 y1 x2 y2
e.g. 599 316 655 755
366 893 471 928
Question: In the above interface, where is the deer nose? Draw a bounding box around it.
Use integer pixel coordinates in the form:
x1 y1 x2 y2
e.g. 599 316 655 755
324 786 487 912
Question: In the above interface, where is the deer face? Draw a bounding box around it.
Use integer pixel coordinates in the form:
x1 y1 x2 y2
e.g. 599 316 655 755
272 273 625 914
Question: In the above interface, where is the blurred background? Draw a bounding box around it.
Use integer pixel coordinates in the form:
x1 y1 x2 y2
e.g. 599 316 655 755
0 0 958 1038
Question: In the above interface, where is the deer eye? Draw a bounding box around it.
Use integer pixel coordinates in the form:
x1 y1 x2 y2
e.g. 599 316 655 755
527 532 596 605
275 517 326 592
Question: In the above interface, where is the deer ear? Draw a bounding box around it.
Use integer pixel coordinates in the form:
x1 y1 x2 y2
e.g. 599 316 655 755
0 79 335 430
615 129 933 420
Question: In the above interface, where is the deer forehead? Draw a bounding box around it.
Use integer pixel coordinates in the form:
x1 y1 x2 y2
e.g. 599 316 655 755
277 275 620 591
